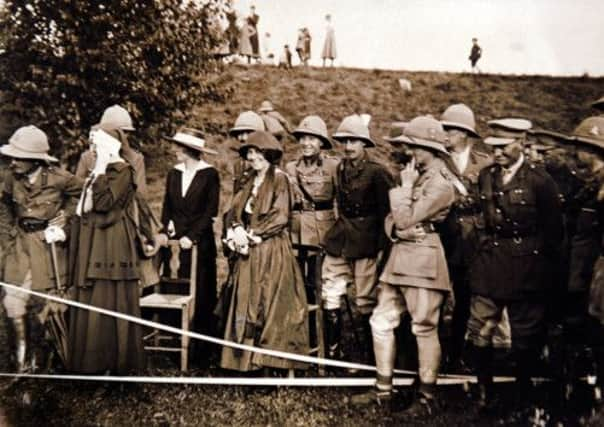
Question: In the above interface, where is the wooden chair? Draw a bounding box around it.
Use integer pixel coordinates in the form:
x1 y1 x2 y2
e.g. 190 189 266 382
292 243 326 376
140 240 197 371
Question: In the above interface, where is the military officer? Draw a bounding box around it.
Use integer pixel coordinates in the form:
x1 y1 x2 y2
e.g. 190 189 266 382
438 103 493 368
0 125 82 372
285 115 338 249
321 114 392 363
353 116 456 414
75 105 146 195
466 118 563 410
228 111 266 194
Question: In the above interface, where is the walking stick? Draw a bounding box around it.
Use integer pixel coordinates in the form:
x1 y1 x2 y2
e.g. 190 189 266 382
49 241 63 292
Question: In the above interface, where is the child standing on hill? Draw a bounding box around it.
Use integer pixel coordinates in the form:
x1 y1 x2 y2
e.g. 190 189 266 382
278 44 292 69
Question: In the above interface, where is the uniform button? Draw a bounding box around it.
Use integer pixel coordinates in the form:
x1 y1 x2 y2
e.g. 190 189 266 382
493 241 499 247
495 225 501 231
520 200 526 205
533 250 539 255
27 208 32 212
495 208 501 214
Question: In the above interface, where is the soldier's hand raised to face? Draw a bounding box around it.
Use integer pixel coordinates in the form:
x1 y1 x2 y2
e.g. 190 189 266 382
400 157 419 187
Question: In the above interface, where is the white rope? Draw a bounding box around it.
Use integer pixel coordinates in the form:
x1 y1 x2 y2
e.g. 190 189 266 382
0 373 516 386
0 281 506 382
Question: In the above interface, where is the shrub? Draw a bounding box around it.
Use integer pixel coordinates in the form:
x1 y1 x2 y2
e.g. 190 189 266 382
0 0 231 166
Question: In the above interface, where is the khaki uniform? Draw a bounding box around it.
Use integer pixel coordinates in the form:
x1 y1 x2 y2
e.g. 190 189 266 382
2 166 82 317
371 157 455 384
285 155 338 246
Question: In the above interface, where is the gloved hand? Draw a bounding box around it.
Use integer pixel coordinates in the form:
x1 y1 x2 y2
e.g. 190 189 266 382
44 225 66 244
232 226 249 248
179 236 193 250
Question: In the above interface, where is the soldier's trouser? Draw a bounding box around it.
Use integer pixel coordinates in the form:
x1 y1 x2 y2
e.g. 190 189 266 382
466 295 545 350
321 254 377 314
2 271 32 318
370 283 445 385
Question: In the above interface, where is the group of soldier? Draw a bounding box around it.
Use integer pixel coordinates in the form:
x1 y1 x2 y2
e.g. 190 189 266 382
229 96 604 416
1 92 604 418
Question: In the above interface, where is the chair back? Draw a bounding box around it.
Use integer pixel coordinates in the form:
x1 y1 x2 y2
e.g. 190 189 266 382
161 240 198 311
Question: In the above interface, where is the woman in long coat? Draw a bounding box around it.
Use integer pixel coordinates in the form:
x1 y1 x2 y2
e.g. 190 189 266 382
239 18 256 64
321 14 337 66
68 125 146 374
160 128 220 363
221 131 309 372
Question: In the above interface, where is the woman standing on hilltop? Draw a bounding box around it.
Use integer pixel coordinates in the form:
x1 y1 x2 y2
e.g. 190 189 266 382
239 17 256 64
321 14 337 67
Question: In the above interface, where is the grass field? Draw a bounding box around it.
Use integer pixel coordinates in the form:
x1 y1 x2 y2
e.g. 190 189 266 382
2 64 604 426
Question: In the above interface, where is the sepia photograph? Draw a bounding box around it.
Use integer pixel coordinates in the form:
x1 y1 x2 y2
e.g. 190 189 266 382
0 0 603 425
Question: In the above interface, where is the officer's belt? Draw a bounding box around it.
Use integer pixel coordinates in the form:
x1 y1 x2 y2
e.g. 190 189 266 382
293 200 334 212
18 217 49 233
340 209 377 219
487 227 537 239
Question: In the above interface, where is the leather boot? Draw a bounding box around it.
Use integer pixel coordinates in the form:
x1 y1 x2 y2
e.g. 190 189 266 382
12 317 27 373
324 309 342 360
359 313 375 365
351 373 393 408
472 345 494 411
404 383 439 417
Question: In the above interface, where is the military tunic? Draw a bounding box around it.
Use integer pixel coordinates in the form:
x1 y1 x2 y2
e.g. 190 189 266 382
2 165 82 291
285 155 338 247
468 160 563 347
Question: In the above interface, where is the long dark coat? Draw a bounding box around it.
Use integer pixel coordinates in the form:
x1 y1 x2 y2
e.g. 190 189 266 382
220 167 309 371
68 162 144 374
160 163 220 336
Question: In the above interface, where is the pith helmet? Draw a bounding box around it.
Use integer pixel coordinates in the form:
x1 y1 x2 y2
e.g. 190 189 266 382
389 116 449 155
259 100 274 113
383 121 409 146
99 104 135 131
484 118 532 146
332 114 376 147
292 115 333 149
0 125 58 162
229 111 266 136
571 116 604 151
440 103 480 138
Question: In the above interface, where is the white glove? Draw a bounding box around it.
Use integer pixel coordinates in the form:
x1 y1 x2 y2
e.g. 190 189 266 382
232 226 249 247
246 230 262 245
44 225 66 244
91 129 121 176
179 236 193 250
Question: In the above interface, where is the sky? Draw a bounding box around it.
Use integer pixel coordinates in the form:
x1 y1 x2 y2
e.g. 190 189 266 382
233 0 604 76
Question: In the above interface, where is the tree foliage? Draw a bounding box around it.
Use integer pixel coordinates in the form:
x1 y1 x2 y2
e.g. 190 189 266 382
0 0 230 164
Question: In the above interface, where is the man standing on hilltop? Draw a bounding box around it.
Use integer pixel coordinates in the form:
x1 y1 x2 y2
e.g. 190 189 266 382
469 38 482 74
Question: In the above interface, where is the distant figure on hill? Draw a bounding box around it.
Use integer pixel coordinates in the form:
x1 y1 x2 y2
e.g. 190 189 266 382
469 37 482 74
225 2 239 55
278 44 292 69
258 100 292 134
248 5 260 60
238 18 256 64
303 28 312 66
321 14 337 67
296 28 312 66
262 32 274 65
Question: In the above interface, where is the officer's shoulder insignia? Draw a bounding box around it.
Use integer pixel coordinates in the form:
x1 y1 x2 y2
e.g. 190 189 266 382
440 167 452 180
48 166 72 177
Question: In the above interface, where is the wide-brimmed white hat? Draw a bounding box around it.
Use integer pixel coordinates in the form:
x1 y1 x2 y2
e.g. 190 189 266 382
98 104 135 131
440 103 480 138
0 125 58 162
163 128 217 155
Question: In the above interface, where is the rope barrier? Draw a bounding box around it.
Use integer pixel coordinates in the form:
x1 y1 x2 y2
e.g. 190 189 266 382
0 281 568 387
0 281 477 379
0 373 515 386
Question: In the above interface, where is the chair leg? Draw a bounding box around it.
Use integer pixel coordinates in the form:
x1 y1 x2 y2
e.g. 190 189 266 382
181 305 189 372
152 313 159 346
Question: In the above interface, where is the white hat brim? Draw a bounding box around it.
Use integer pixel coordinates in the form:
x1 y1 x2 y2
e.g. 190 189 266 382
441 121 481 138
163 135 218 155
484 136 516 146
332 132 376 148
0 144 58 162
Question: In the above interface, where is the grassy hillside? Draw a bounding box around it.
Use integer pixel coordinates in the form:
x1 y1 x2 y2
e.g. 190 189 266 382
147 64 604 206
